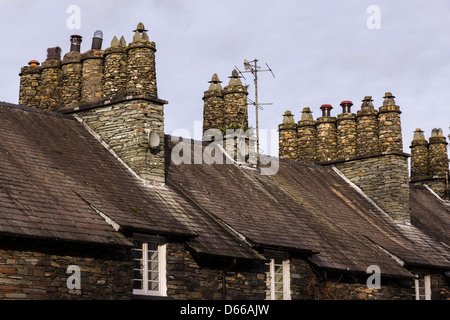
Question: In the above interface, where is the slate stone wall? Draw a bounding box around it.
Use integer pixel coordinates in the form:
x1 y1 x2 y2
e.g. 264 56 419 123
0 238 132 300
166 242 266 300
330 154 411 224
76 98 165 183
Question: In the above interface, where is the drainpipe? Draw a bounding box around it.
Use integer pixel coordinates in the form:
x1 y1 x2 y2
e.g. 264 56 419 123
222 259 237 299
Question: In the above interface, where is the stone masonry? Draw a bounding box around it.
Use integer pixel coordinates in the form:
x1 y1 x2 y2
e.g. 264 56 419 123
278 111 298 160
296 108 317 163
74 98 166 183
18 23 159 111
410 128 430 179
278 93 413 222
203 74 225 134
61 51 82 106
40 47 63 110
356 96 380 156
18 60 41 109
331 154 411 224
202 70 249 134
410 128 449 199
0 238 132 300
378 93 403 154
222 70 249 130
315 104 337 162
336 101 357 160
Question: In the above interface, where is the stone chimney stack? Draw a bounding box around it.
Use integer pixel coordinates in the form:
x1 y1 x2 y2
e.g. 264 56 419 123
40 47 63 110
336 101 357 160
276 93 412 223
278 111 298 160
378 92 403 153
410 128 449 199
103 36 128 100
126 23 158 98
61 36 83 106
80 31 104 103
202 74 225 134
19 60 41 108
316 104 337 162
223 70 249 130
356 96 379 156
410 128 429 180
428 128 449 178
297 107 317 163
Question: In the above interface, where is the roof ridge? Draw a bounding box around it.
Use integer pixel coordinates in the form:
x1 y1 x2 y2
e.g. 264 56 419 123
0 101 74 120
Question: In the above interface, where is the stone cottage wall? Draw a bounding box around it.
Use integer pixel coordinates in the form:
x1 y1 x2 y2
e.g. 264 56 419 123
166 242 266 300
0 238 132 300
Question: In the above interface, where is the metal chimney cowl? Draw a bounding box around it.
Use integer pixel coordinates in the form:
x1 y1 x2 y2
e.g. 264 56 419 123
91 30 103 50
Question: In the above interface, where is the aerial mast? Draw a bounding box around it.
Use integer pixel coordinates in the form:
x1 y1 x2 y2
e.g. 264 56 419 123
235 59 274 165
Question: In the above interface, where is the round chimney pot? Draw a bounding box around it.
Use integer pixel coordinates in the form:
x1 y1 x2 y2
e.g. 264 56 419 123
340 100 353 106
28 60 40 66
320 104 333 110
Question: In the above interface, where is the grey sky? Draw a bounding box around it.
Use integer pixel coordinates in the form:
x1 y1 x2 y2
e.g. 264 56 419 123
1 0 449 156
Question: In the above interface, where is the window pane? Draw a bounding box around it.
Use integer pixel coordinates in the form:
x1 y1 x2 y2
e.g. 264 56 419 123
148 270 159 282
149 280 159 291
275 291 283 300
148 250 158 261
132 242 144 290
133 279 143 290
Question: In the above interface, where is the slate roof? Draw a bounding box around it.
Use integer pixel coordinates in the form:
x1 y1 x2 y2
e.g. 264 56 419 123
0 102 263 260
1 101 449 276
410 185 450 245
0 102 194 246
165 138 450 277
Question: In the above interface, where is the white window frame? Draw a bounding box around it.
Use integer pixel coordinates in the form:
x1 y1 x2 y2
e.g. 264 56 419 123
132 240 167 297
413 273 431 300
265 258 291 300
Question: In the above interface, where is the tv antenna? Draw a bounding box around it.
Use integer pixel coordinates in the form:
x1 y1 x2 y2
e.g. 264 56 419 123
235 59 275 165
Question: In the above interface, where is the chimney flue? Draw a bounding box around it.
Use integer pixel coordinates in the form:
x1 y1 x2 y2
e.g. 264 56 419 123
70 35 82 53
340 101 353 114
91 30 103 50
320 104 333 117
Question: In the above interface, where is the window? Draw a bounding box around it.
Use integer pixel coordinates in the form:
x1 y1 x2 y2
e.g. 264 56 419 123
132 240 167 297
412 272 431 300
265 258 291 300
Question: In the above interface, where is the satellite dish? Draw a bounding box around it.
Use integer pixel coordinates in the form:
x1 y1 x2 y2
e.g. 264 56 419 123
148 130 160 148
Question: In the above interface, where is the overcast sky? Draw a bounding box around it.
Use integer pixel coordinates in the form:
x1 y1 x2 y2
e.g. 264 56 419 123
1 0 449 156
